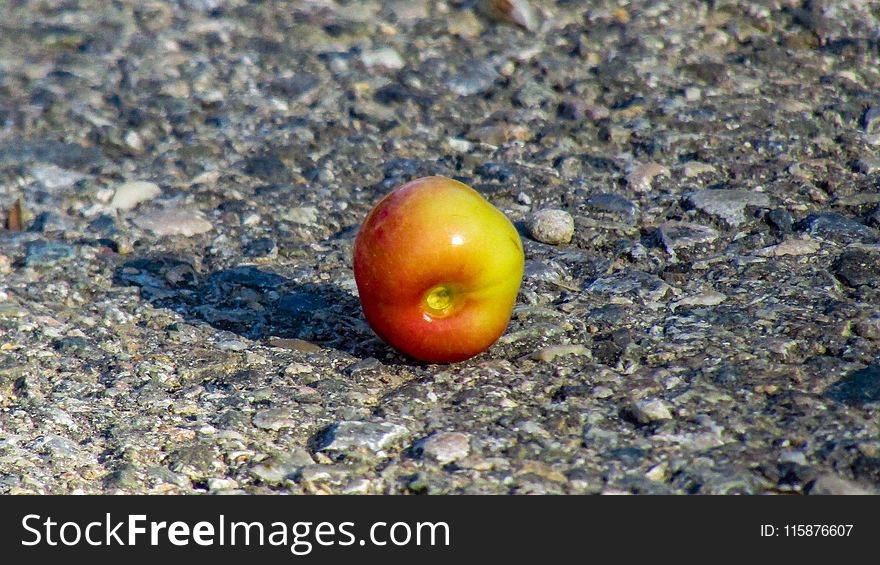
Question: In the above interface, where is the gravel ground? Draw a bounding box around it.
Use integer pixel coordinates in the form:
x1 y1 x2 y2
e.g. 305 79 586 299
1 0 880 495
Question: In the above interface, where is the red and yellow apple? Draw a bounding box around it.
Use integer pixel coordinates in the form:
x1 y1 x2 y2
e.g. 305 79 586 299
353 176 524 363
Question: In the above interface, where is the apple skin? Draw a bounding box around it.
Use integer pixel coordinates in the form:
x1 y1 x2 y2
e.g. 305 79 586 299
353 176 524 363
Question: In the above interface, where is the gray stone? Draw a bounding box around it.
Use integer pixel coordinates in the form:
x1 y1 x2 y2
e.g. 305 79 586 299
627 163 671 192
412 432 471 464
33 434 83 459
630 399 673 424
253 408 297 431
514 82 555 109
25 241 76 266
687 189 771 226
797 214 880 244
824 365 880 406
832 249 880 287
250 449 314 484
0 140 107 170
810 474 877 495
30 165 87 191
587 269 672 301
361 47 404 70
863 105 880 133
658 221 719 253
448 61 499 96
586 193 637 221
314 421 410 454
527 209 575 245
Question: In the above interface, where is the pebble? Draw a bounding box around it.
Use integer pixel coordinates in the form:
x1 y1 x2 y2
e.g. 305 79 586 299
779 450 807 466
109 181 162 211
243 237 277 258
855 157 880 174
244 153 292 183
687 189 771 226
682 161 717 177
863 105 880 133
588 269 672 302
132 209 213 236
448 61 499 97
586 193 637 221
285 206 318 225
30 165 86 191
25 241 76 266
766 208 794 234
558 100 610 121
268 337 322 353
361 47 404 70
657 221 719 253
526 209 575 245
514 82 555 109
29 212 76 233
626 163 670 192
797 213 880 244
523 259 568 283
832 248 880 287
854 316 880 340
216 339 248 351
267 73 320 100
532 344 589 363
447 9 484 38
31 434 88 461
833 193 880 207
207 478 239 491
756 237 821 257
250 449 314 485
671 290 727 311
810 474 876 495
412 432 471 464
314 421 409 454
0 139 106 171
824 365 880 406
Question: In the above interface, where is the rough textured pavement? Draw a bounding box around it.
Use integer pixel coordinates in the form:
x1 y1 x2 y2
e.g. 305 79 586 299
1 0 880 494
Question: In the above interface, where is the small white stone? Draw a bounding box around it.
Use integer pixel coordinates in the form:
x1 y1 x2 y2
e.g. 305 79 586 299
756 238 821 257
527 209 575 245
684 87 701 101
627 163 671 192
414 432 471 464
124 130 144 152
631 398 673 424
285 206 319 225
361 47 404 70
242 213 261 226
207 478 239 491
447 137 473 152
110 181 162 211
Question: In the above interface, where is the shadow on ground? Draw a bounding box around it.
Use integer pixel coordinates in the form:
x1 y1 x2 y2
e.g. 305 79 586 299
112 253 397 361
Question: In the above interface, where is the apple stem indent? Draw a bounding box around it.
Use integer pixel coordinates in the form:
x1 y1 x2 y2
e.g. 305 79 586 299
425 285 454 316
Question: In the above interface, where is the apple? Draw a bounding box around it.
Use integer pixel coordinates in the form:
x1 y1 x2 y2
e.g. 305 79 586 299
353 176 525 363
